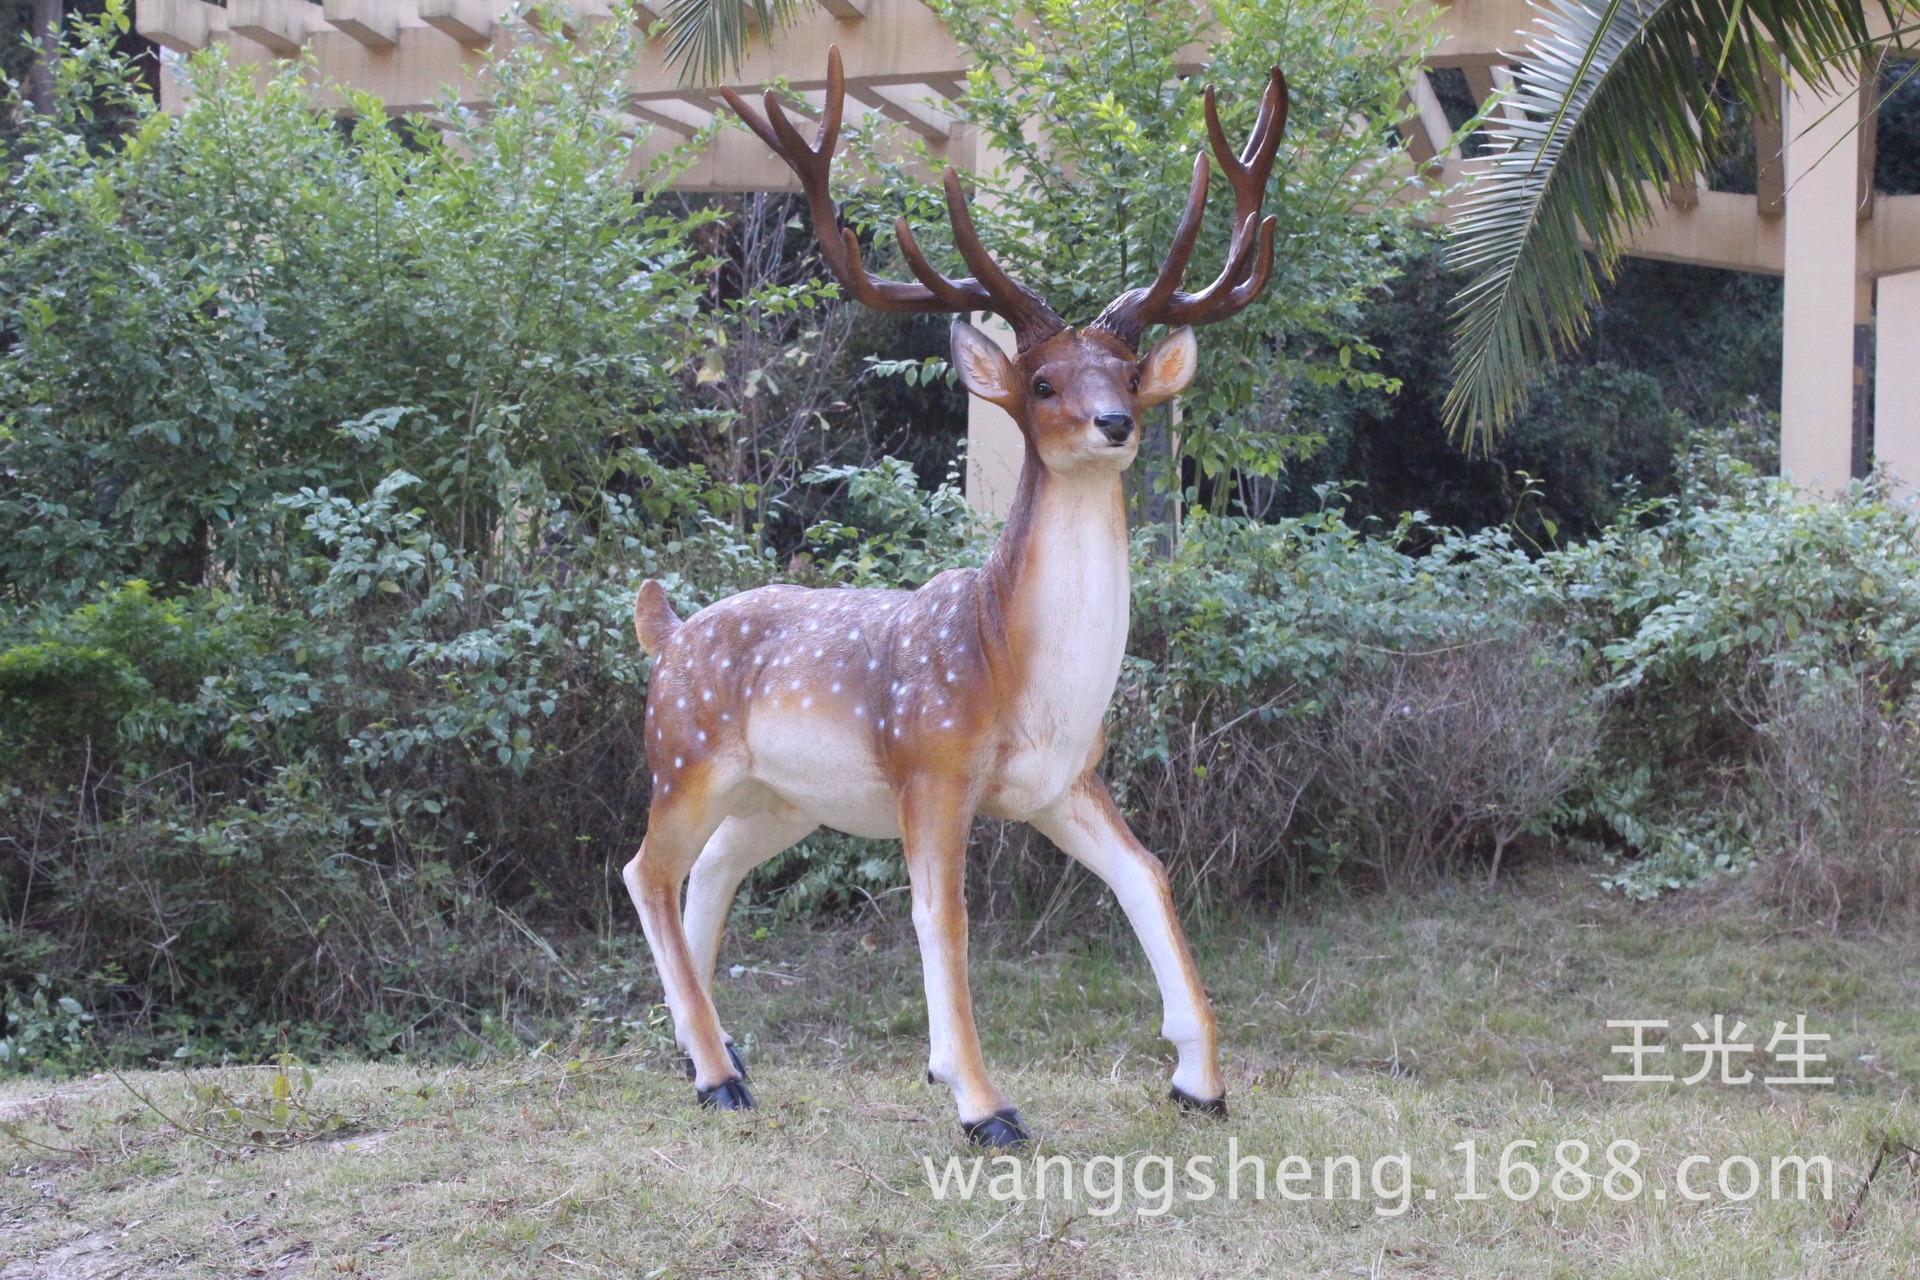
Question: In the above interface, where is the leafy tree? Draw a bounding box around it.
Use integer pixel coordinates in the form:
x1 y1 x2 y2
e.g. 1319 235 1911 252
0 1 711 599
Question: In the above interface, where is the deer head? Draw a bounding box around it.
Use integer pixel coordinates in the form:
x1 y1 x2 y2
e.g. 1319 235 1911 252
720 48 1287 475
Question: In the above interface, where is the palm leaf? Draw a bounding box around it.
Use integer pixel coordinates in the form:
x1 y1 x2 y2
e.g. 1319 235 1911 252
1443 0 1875 448
658 0 805 83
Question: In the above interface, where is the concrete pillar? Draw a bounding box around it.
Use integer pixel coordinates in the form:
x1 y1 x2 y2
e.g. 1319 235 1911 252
962 313 1025 516
1780 64 1868 492
1874 271 1920 493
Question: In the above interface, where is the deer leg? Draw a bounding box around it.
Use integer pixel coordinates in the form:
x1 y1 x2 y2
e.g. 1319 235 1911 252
682 810 816 1078
1034 773 1226 1113
623 773 751 1109
900 778 1026 1147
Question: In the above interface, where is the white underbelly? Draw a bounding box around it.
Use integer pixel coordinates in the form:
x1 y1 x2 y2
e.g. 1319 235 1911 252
744 708 901 838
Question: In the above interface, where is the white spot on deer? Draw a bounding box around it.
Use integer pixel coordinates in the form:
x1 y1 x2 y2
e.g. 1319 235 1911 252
696 730 707 743
942 719 953 728
802 696 813 708
945 671 956 682
741 623 751 635
673 756 683 768
701 689 712 701
850 628 861 640
813 648 824 658
854 706 864 717
676 697 685 708
831 682 841 693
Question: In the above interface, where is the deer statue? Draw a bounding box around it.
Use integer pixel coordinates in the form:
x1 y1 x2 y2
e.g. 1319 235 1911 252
625 47 1285 1148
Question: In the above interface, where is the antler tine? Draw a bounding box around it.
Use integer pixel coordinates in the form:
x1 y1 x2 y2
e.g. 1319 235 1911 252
1160 212 1277 327
1091 67 1289 349
939 167 1066 350
720 46 1067 344
892 215 995 312
718 48 956 316
1126 152 1213 323
1206 69 1288 221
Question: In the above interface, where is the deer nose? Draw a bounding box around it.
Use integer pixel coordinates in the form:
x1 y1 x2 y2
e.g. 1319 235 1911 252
1094 412 1134 444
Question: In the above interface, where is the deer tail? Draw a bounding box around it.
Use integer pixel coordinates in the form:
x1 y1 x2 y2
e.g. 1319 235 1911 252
633 580 682 657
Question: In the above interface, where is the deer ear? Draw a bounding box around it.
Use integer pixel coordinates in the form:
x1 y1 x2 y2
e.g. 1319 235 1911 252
951 321 1020 410
1137 326 1197 408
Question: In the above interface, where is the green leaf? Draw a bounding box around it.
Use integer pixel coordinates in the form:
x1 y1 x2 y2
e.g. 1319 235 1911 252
1444 0 1872 447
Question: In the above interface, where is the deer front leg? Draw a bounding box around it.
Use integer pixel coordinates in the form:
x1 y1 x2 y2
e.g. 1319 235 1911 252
1034 773 1226 1114
900 777 1027 1148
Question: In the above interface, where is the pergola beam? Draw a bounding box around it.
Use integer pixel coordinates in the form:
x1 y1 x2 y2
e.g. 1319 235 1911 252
229 0 322 56
323 0 399 50
850 81 951 139
417 0 496 47
136 0 227 53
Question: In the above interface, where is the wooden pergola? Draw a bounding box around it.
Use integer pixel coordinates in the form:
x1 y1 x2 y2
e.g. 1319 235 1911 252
135 0 1920 508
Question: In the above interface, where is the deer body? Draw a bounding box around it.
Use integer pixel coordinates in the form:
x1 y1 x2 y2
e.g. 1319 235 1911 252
624 49 1288 1146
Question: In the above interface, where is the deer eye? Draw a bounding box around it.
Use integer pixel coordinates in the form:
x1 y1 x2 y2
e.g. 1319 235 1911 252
1130 374 1141 394
1032 379 1055 399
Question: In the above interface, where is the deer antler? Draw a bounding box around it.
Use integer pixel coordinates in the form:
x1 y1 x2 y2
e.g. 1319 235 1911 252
1090 67 1289 351
720 48 1067 352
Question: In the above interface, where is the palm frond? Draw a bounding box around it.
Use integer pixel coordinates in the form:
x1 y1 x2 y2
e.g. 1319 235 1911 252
659 0 805 83
1443 0 1874 448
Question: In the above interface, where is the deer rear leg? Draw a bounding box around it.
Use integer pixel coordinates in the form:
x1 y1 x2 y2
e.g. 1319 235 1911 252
1034 773 1226 1114
624 774 752 1109
682 809 816 1080
901 778 1026 1147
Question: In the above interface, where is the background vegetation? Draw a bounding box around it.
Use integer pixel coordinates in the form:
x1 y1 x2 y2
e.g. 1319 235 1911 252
2 2 1916 1081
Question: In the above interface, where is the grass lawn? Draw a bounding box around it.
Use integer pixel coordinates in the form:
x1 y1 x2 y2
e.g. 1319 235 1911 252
4 859 1918 1278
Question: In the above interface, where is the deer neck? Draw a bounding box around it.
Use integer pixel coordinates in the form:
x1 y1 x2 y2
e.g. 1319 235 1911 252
981 445 1133 731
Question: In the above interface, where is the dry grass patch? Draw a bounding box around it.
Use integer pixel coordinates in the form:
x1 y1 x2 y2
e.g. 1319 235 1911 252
5 863 1920 1278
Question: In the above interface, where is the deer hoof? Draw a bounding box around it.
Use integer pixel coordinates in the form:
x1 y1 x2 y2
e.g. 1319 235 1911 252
683 1043 750 1082
1169 1086 1228 1119
962 1109 1031 1149
696 1076 756 1111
